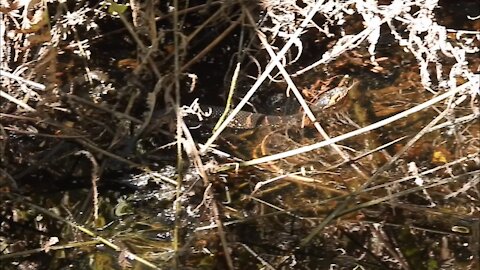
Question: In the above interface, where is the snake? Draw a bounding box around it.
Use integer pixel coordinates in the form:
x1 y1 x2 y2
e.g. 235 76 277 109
67 70 354 130
184 77 355 129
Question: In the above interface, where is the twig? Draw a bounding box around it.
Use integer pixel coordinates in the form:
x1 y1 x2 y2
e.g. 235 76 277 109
67 94 143 124
180 16 243 72
180 120 235 269
76 139 141 168
201 0 328 153
324 136 407 171
74 150 100 222
240 243 276 270
232 80 474 168
340 170 480 217
213 63 241 132
0 69 46 90
5 193 160 269
299 95 464 246
0 90 36 112
292 16 387 76
2 127 86 138
172 1 184 267
118 13 162 78
0 240 101 260
252 16 368 181
133 78 164 138
309 153 479 208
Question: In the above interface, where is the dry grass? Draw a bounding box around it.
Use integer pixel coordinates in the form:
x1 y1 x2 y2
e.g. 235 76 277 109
1 0 479 269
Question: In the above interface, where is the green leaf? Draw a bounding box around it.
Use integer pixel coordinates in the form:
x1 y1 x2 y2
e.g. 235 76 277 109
108 2 128 15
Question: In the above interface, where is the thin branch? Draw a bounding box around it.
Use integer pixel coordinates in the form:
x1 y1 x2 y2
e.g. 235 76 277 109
200 0 328 153
0 69 46 90
231 80 474 168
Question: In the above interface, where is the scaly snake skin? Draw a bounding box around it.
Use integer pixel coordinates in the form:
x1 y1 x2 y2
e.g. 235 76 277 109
188 78 355 129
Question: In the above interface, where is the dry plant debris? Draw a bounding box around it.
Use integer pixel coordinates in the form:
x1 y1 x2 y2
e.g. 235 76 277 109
0 0 479 269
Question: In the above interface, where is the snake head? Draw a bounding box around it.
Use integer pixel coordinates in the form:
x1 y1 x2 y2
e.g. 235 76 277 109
311 76 358 111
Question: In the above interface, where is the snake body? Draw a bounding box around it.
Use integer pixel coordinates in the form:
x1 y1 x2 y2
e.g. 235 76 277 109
196 105 304 129
189 81 353 129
